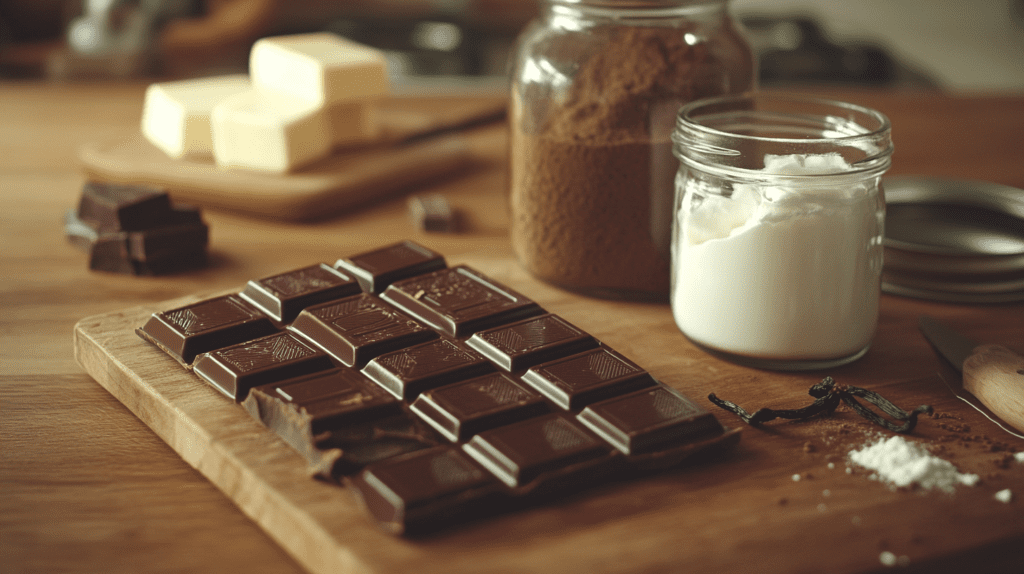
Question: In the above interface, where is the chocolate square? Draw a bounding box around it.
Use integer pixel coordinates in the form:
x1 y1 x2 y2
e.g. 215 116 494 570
192 332 334 401
240 263 360 323
361 338 493 400
410 372 549 442
334 240 446 293
465 314 597 371
577 385 724 455
520 347 657 410
137 295 277 364
381 266 543 337
289 293 437 367
461 413 613 488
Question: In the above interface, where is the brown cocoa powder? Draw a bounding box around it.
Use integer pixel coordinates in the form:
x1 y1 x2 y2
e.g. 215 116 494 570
510 26 753 299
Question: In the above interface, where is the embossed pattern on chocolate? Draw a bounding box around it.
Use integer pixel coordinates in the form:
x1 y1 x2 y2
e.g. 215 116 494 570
335 240 446 293
136 295 277 364
193 332 334 401
362 338 493 400
466 313 597 371
241 263 360 323
289 293 437 367
410 372 549 441
382 266 543 337
521 347 657 410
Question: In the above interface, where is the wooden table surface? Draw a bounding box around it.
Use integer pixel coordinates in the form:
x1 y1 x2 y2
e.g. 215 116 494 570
3 81 1024 574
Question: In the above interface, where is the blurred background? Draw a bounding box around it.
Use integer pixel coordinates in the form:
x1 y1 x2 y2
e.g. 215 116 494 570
1 0 1022 93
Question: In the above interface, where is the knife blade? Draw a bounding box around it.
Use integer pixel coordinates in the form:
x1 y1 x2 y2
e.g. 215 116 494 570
919 316 1024 434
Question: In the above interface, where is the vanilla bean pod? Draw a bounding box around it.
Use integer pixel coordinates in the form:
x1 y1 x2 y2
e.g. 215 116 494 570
709 377 932 434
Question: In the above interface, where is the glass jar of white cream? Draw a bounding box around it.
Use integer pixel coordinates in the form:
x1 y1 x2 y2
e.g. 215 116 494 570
670 93 892 370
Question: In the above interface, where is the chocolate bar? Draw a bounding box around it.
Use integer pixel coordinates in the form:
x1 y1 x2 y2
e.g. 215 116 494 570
136 240 739 535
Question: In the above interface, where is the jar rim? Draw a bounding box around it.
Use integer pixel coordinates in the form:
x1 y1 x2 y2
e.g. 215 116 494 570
672 92 893 177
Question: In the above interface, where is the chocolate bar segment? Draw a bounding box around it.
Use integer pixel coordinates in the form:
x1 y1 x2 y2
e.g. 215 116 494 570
466 314 598 372
462 413 615 489
240 263 360 323
361 338 493 400
521 347 657 410
193 332 334 401
351 445 503 535
577 385 725 455
137 295 277 364
289 293 437 367
382 266 543 337
335 240 446 293
410 372 549 442
311 412 441 478
77 181 173 231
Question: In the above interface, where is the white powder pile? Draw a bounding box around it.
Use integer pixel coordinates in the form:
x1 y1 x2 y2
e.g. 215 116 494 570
848 435 979 493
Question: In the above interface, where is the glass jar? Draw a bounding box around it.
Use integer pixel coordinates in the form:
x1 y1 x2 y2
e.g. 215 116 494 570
508 0 755 300
671 93 893 370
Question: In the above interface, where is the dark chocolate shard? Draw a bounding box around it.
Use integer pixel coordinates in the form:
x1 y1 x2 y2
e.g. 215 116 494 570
361 338 493 400
240 263 360 323
465 313 598 372
124 222 209 262
350 445 503 535
289 293 438 367
577 385 725 455
461 413 615 489
335 240 446 294
137 295 277 364
77 181 172 231
381 265 543 338
192 332 334 401
410 372 549 442
520 347 657 411
311 412 441 478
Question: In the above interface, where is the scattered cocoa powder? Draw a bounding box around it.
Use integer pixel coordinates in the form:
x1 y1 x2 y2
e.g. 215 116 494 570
510 25 753 298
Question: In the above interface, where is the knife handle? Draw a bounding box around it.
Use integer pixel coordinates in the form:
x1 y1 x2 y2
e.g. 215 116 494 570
962 344 1024 433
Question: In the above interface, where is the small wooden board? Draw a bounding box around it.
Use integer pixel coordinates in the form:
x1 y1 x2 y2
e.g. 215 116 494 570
73 254 1024 574
78 100 505 221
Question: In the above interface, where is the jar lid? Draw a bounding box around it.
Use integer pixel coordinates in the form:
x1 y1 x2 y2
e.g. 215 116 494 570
882 175 1024 303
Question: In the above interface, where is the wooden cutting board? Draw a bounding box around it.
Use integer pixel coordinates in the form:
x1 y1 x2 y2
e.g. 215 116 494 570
78 98 505 221
73 253 1024 574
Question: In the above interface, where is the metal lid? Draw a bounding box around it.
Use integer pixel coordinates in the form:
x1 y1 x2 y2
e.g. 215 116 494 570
882 176 1024 303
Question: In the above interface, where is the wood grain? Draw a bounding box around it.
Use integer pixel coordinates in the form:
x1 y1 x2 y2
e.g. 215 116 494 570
72 252 1024 574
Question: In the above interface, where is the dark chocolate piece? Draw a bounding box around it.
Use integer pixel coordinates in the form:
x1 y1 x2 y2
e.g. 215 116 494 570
407 194 459 233
350 445 502 535
244 368 401 435
410 372 549 442
311 412 441 477
240 263 360 323
192 332 334 401
465 314 598 372
335 240 446 293
520 347 657 410
124 222 208 262
87 223 208 275
577 385 725 455
289 293 437 367
77 181 172 231
461 413 615 489
381 266 543 337
137 295 277 364
361 338 493 400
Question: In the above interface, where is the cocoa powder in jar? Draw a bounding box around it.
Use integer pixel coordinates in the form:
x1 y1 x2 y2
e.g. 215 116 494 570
510 24 754 299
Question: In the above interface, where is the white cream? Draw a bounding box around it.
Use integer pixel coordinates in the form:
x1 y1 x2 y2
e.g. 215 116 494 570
671 153 883 362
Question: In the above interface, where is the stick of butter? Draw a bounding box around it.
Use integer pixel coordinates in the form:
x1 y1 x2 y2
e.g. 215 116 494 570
250 32 390 107
141 75 250 159
211 89 331 173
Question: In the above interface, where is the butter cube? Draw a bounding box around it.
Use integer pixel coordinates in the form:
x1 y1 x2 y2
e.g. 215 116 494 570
210 89 331 173
250 32 389 106
141 74 251 159
327 102 379 148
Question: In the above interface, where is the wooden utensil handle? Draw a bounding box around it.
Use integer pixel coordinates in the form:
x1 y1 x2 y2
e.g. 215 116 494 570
963 344 1024 433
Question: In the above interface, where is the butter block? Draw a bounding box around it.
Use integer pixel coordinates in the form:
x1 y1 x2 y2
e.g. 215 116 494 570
211 89 331 173
250 32 389 107
141 74 251 159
